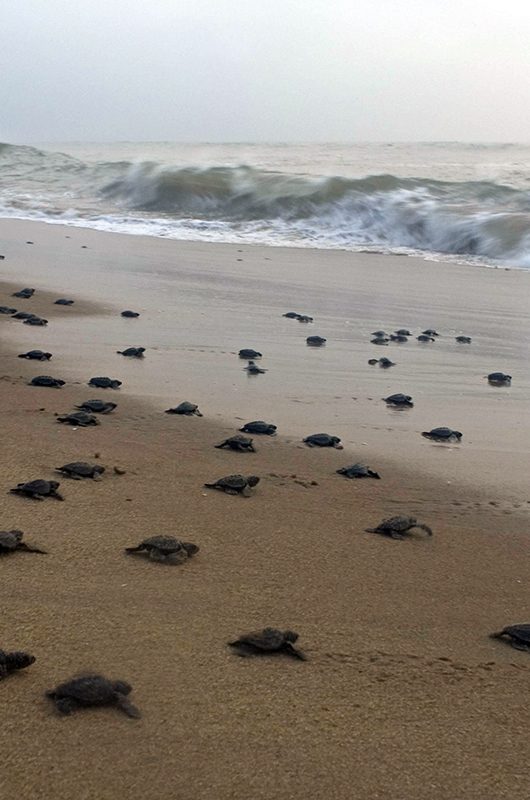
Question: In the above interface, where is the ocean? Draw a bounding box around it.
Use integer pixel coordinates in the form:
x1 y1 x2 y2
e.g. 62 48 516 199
1 141 529 267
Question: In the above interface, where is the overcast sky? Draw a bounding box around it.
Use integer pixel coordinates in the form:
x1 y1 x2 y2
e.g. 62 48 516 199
2 0 530 143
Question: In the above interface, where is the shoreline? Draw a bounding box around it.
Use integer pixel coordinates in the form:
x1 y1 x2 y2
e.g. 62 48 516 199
1 219 530 799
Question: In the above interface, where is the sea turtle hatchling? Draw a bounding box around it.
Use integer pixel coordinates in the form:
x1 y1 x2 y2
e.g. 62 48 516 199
0 648 36 679
24 316 48 326
121 310 140 318
229 628 306 660
46 674 141 718
383 393 414 408
371 330 389 338
19 350 52 361
10 480 64 501
238 349 262 359
365 515 433 539
417 334 435 342
76 400 116 414
29 376 65 388
303 433 342 448
486 372 511 386
297 315 313 323
12 288 35 299
56 462 105 480
395 329 412 336
455 336 472 344
390 334 409 343
422 427 462 442
244 361 267 374
490 624 530 652
422 329 439 337
306 336 326 346
204 474 260 496
336 463 380 479
125 536 199 564
0 306 17 314
11 311 35 320
283 312 300 319
54 298 74 305
165 401 202 416
371 336 389 346
215 435 256 452
88 377 122 389
0 530 47 554
368 357 395 368
239 421 277 435
57 411 99 427
117 347 145 358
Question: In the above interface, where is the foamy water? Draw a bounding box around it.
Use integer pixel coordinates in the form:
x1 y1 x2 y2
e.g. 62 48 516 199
1 141 530 266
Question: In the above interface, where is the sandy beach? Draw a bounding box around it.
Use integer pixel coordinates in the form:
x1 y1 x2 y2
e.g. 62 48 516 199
1 219 529 800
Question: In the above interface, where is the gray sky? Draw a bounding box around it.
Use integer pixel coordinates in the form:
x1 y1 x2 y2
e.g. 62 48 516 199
2 0 530 142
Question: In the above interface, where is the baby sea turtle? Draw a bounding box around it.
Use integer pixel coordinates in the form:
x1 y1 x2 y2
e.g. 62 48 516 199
125 536 199 564
383 393 414 408
30 376 65 388
0 306 17 314
337 464 380 479
117 347 145 358
46 674 141 718
76 399 116 414
283 312 300 318
486 372 511 386
417 334 435 342
365 516 432 539
490 624 530 652
18 350 52 361
307 336 326 346
0 530 47 554
390 334 409 343
240 421 277 435
371 336 389 346
0 648 36 679
11 311 35 320
57 411 99 427
422 427 462 442
215 435 256 452
204 475 260 496
239 349 262 359
456 336 472 344
303 433 342 448
12 288 35 298
88 377 122 389
24 316 48 326
54 298 74 305
10 480 64 501
422 329 439 337
229 628 306 660
371 330 388 338
121 310 140 318
56 462 105 480
165 401 202 416
244 361 267 374
368 357 395 368
297 314 313 323
395 329 412 336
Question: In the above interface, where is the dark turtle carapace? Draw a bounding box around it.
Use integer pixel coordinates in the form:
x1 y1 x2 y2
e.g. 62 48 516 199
11 311 34 320
490 624 530 652
239 421 277 435
12 288 35 299
417 334 435 342
297 315 313 323
456 336 472 344
76 400 117 414
390 333 409 343
337 464 380 479
371 336 389 346
215 435 256 453
57 411 99 427
29 376 65 388
486 372 511 386
204 475 260 496
238 349 262 359
19 350 52 361
125 536 199 564
165 401 202 416
0 530 47 554
422 427 462 442
121 310 140 318
368 357 395 368
422 329 439 337
46 674 141 718
10 480 63 501
383 393 414 408
303 433 342 448
56 462 105 480
0 648 36 679
395 329 412 337
117 347 145 358
54 298 74 306
88 377 122 389
0 306 17 315
229 628 306 660
306 336 326 346
366 515 432 540
244 361 267 374
23 316 48 326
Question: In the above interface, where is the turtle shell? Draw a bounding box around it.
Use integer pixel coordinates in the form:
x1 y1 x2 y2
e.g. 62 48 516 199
19 350 52 360
24 316 48 326
54 299 74 305
30 376 65 387
239 349 262 359
306 336 326 346
58 462 104 478
57 411 99 426
165 401 201 415
49 675 123 705
487 372 511 384
337 463 380 479
17 480 59 495
89 377 122 389
121 310 140 318
141 536 195 555
235 628 293 651
76 400 116 413
0 530 24 550
240 421 276 435
0 306 17 314
384 393 413 406
303 433 341 447
423 427 461 440
215 475 249 489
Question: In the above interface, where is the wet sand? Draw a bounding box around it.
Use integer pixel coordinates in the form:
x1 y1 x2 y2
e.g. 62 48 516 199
1 220 529 800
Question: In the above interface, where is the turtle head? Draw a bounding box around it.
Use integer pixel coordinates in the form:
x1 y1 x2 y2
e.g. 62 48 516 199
246 476 260 487
49 481 61 491
112 680 132 695
6 651 36 669
283 631 299 643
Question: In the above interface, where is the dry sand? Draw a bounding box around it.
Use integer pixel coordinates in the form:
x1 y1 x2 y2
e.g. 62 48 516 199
1 220 529 800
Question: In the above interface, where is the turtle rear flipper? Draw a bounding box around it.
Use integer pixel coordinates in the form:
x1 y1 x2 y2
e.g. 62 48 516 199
115 694 141 718
17 542 47 554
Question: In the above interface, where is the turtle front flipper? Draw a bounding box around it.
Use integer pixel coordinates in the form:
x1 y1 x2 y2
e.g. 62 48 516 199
165 550 188 565
51 490 64 501
282 643 307 661
17 542 47 554
390 532 406 540
148 548 168 563
225 488 240 496
54 696 79 715
510 640 530 652
115 694 141 718
413 523 433 536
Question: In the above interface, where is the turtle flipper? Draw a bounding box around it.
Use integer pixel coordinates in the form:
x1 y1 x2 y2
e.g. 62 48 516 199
228 641 256 657
16 542 47 554
390 532 406 540
51 490 64 501
282 643 307 661
413 523 433 536
165 551 187 565
115 694 141 718
148 549 168 563
225 488 240 495
510 640 530 652
54 696 79 715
